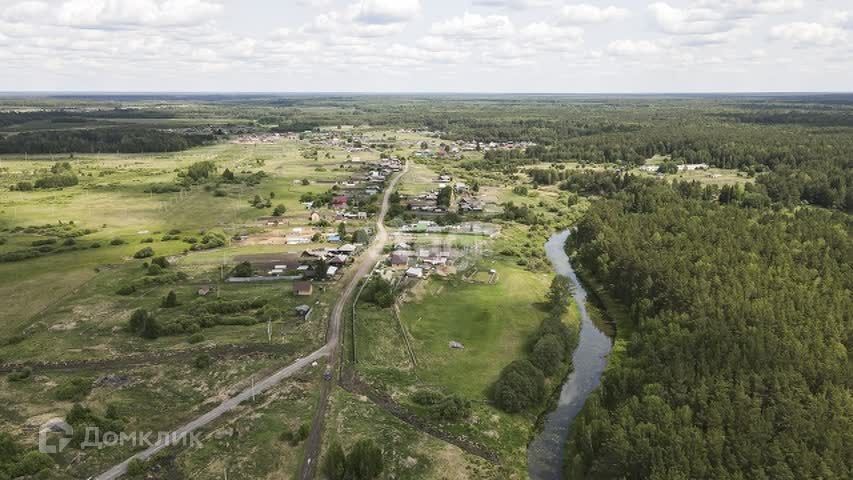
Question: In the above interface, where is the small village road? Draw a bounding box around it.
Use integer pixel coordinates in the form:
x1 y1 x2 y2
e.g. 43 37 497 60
298 160 408 479
95 161 407 480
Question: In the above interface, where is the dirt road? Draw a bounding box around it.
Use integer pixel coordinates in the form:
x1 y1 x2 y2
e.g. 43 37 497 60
94 162 407 480
298 162 408 479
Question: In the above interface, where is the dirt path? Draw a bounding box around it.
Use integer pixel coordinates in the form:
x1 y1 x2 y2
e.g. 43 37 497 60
298 162 409 479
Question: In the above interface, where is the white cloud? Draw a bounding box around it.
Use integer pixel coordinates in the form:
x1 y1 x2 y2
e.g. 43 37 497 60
648 2 730 35
349 0 421 25
770 22 847 46
472 0 554 9
560 4 628 24
430 12 514 40
520 22 583 49
696 0 803 18
606 39 662 56
1 1 50 23
56 0 224 29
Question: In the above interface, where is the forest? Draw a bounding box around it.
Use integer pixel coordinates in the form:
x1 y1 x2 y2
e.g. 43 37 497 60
562 180 852 479
0 128 215 154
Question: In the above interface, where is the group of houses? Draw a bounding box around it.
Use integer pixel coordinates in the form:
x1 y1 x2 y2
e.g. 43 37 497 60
386 243 456 279
401 220 498 237
639 163 710 173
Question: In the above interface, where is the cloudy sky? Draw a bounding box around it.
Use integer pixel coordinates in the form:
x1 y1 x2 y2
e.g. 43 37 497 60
0 0 851 92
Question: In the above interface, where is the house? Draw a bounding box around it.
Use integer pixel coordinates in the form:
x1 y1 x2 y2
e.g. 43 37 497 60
326 233 341 242
197 286 211 296
333 244 358 255
326 266 339 277
405 267 424 278
329 254 348 266
390 252 409 268
293 281 313 296
332 195 349 208
310 211 322 222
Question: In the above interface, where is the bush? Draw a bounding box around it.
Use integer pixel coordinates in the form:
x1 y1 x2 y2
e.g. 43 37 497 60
133 246 154 258
193 353 212 369
90 242 101 248
31 238 57 246
492 359 545 413
187 332 205 344
53 378 92 401
411 390 443 406
7 368 32 382
151 256 170 269
110 238 125 245
530 334 565 376
233 261 253 277
146 264 163 276
128 309 159 339
62 238 77 246
140 237 154 243
126 458 147 477
433 395 471 421
161 290 178 308
273 204 287 216
14 181 34 191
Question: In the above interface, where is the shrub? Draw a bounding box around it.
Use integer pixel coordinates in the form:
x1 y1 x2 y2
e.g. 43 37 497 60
193 353 212 369
162 290 178 308
492 359 545 413
187 332 205 344
133 247 154 258
233 261 253 278
126 458 147 477
411 390 443 406
31 238 57 246
7 368 32 382
140 237 154 243
273 204 287 216
15 181 34 191
110 238 125 245
530 334 565 376
128 309 159 339
90 242 101 248
151 256 170 269
53 378 92 401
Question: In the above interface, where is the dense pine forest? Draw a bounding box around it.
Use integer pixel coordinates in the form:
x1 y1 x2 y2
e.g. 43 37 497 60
562 179 851 479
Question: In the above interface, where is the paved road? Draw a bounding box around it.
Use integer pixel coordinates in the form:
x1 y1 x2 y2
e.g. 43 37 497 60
94 346 329 480
95 162 407 480
298 162 408 479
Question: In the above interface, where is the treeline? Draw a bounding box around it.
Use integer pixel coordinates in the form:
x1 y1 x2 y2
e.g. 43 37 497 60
564 183 852 479
491 276 576 413
0 128 215 154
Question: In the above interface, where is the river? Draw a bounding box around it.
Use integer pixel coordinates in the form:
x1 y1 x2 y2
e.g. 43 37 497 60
527 230 614 480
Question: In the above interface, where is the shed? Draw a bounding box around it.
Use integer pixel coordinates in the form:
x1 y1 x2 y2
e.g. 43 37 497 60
293 281 313 296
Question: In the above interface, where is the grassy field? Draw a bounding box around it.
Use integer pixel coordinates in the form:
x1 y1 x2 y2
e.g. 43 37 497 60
0 136 372 476
400 260 552 398
323 389 499 480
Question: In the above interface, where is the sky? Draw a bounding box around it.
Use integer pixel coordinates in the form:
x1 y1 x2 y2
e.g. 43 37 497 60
0 0 851 93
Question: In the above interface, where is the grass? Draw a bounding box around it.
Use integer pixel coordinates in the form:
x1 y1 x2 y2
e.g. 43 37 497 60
173 368 323 480
324 389 501 480
400 260 551 398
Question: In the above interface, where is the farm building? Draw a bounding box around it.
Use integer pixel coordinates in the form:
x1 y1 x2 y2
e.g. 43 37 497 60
293 281 313 296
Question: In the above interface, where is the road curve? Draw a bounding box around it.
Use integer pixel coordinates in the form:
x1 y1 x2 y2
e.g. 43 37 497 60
94 346 329 480
298 161 409 479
